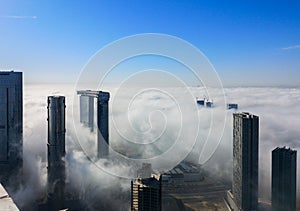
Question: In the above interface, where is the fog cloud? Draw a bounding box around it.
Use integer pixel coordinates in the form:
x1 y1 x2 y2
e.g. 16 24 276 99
8 84 300 209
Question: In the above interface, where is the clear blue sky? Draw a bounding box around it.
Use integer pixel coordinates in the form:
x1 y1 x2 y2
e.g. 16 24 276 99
0 0 299 86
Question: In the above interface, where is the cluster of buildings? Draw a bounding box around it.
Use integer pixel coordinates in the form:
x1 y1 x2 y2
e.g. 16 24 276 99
224 112 297 211
0 71 111 210
130 113 297 211
196 97 213 108
44 90 111 210
130 112 298 211
0 70 298 211
196 97 238 110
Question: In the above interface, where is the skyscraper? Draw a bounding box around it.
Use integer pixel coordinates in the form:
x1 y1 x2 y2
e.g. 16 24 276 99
97 91 110 158
0 71 23 181
225 112 259 211
131 175 162 211
47 96 66 210
272 147 297 211
77 90 110 158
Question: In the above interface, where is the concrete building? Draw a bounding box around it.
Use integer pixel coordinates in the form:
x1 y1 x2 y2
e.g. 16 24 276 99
47 96 66 210
272 147 297 211
0 71 23 181
225 112 259 211
161 161 204 183
131 175 162 211
77 90 110 158
161 161 230 210
0 183 19 211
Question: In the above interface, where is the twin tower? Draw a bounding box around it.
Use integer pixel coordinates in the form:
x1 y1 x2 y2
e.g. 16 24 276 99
77 90 110 158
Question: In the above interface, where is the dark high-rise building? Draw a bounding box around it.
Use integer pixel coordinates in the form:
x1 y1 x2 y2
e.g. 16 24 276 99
0 71 23 181
232 112 259 210
131 176 162 211
225 112 259 211
97 92 110 158
47 96 66 210
272 147 297 211
77 90 110 158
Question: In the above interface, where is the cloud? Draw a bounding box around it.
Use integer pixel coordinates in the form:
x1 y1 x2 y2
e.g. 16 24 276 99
282 45 300 50
9 84 133 210
6 83 300 209
0 15 37 19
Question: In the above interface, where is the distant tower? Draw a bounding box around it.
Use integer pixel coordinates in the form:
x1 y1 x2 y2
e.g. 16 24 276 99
272 147 297 211
131 175 162 211
225 112 259 211
47 96 66 210
77 90 110 158
0 71 23 181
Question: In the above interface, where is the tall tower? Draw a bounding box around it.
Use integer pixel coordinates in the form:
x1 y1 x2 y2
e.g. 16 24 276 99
77 90 110 158
226 112 259 211
47 96 66 210
0 71 23 181
131 175 162 211
97 92 110 158
272 147 297 211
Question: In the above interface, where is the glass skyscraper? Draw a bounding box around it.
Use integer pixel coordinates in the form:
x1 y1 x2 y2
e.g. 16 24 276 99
0 71 23 181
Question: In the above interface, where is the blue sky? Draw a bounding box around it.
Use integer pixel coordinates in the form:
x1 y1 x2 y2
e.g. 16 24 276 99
0 0 299 86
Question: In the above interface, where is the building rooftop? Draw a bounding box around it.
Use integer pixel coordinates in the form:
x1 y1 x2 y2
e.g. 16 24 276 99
163 161 200 176
77 90 110 100
161 161 229 210
0 70 22 75
134 177 160 189
163 174 229 210
233 112 258 119
273 146 297 154
48 95 65 99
